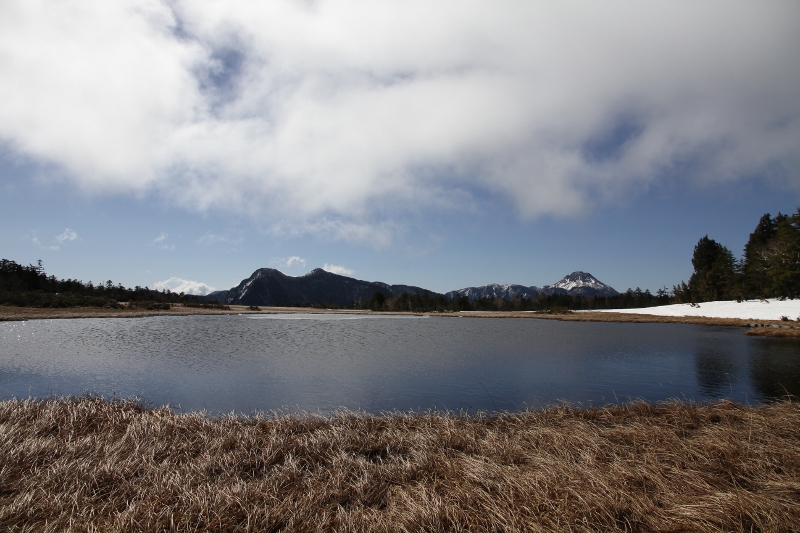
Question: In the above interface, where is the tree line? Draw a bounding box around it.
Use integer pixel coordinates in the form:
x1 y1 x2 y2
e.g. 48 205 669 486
0 259 225 309
3 208 796 311
673 209 800 303
347 286 672 313
353 208 800 312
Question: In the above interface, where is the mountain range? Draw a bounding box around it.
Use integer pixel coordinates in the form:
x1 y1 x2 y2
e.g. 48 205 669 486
206 268 432 308
206 269 619 307
445 271 619 300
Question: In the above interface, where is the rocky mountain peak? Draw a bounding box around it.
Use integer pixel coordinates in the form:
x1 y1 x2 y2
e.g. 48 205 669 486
544 271 618 296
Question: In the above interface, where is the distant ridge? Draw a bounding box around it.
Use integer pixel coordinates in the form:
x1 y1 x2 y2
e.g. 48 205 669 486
207 268 619 307
444 283 540 301
206 268 436 307
446 271 618 301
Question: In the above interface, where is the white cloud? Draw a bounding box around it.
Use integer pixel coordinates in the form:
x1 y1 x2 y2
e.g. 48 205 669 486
30 228 77 250
55 228 77 244
323 263 354 276
270 256 306 269
153 276 215 295
266 219 397 250
152 232 174 250
1 1 799 237
198 231 243 245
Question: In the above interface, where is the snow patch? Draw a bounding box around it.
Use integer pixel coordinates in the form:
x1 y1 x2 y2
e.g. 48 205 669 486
598 299 800 321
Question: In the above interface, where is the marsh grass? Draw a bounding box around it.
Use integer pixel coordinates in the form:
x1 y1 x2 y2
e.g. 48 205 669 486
3 307 797 340
1 397 798 532
744 327 800 338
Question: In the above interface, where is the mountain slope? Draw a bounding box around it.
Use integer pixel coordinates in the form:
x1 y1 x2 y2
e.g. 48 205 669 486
540 271 619 297
209 268 619 307
445 283 540 301
448 272 618 300
208 268 437 307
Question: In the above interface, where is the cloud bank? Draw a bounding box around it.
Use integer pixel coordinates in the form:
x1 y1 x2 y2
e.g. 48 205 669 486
323 264 354 276
154 277 215 296
1 1 798 237
198 231 243 245
271 256 307 269
151 232 174 250
55 228 77 245
31 228 77 250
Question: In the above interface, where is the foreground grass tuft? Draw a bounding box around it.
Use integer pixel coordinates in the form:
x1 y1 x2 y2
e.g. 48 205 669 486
1 397 798 532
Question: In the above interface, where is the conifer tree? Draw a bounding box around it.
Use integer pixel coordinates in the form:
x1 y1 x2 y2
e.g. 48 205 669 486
686 236 737 302
766 210 800 298
741 210 800 298
742 214 777 298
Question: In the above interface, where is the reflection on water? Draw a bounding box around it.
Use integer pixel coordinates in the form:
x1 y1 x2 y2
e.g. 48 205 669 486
696 351 738 397
0 315 797 414
748 340 800 399
692 327 800 402
247 314 429 320
695 343 741 397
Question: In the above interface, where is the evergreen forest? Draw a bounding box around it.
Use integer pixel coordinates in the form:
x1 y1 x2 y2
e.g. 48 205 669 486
347 287 672 313
0 259 225 309
673 209 800 303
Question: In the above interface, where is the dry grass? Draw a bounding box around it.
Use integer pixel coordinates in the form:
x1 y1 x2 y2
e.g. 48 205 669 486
744 327 800 338
5 306 800 341
519 312 800 338
485 311 762 327
1 398 798 532
0 306 780 328
0 306 340 322
0 306 416 322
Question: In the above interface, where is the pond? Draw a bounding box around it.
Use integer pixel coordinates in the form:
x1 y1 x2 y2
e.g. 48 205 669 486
1 314 798 414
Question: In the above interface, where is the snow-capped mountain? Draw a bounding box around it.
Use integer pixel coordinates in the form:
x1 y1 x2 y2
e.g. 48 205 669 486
447 272 618 300
540 271 619 297
445 283 540 301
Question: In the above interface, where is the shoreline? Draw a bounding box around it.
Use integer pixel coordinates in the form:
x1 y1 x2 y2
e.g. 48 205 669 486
1 396 797 531
2 305 798 336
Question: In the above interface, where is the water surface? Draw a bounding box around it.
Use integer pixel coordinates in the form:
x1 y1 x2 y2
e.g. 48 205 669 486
1 314 798 414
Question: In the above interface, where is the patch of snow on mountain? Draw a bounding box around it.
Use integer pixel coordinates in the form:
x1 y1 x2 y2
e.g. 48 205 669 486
446 283 540 301
542 272 618 296
237 273 262 298
549 272 604 290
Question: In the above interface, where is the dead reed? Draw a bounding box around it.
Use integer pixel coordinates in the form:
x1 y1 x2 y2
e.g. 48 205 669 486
0 397 798 532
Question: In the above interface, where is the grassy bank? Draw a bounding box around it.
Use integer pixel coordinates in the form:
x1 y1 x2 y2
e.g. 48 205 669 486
0 305 260 322
0 305 784 326
1 398 798 532
4 305 796 338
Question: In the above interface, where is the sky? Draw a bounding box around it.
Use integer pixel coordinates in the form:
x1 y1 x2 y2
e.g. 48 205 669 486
1 0 799 295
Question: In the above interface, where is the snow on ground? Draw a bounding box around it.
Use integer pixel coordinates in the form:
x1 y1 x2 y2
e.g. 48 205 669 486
596 299 800 321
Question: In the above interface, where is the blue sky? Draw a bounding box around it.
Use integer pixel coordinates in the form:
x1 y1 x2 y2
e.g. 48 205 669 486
1 1 799 295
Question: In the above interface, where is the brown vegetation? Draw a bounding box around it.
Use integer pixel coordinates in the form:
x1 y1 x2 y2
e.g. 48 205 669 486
2 306 798 338
1 397 798 532
744 327 800 338
0 305 763 324
0 305 382 322
0 305 267 322
484 311 759 327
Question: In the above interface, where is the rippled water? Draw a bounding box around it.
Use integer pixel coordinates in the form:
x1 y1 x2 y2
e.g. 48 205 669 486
1 314 798 414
